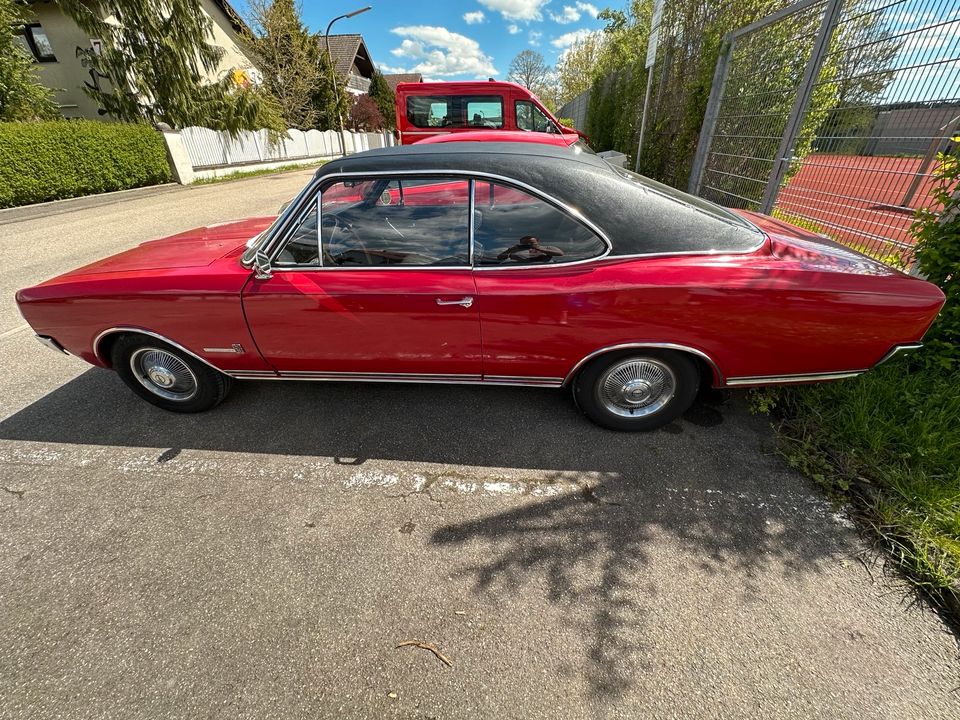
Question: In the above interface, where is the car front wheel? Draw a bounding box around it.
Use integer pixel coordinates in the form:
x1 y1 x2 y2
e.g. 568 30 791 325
111 334 232 413
573 350 699 431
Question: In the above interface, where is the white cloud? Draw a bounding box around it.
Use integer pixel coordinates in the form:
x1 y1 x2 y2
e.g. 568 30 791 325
478 0 550 21
463 10 485 24
550 6 581 24
528 30 542 46
551 28 593 48
389 25 498 77
507 24 521 34
576 2 599 18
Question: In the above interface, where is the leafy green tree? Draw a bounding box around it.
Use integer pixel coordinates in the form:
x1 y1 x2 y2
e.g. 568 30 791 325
244 0 320 129
58 0 284 133
556 31 605 106
368 70 395 129
0 0 58 121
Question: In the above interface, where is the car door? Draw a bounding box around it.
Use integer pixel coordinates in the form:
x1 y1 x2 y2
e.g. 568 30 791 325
242 176 482 380
471 180 611 381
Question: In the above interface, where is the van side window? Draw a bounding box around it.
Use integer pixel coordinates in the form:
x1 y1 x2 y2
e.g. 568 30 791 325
466 98 503 128
406 95 503 128
516 101 558 134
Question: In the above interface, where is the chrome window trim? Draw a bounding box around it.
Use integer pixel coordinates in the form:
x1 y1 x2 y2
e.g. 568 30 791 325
725 370 865 386
264 169 613 272
608 241 769 262
468 178 476 267
562 342 725 387
93 326 248 376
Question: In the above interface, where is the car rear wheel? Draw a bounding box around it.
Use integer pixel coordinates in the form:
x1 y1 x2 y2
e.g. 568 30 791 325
111 334 232 413
573 350 699 431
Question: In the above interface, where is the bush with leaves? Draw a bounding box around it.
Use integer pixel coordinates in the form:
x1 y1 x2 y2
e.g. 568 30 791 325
0 121 170 208
348 94 385 132
911 138 960 370
0 0 59 120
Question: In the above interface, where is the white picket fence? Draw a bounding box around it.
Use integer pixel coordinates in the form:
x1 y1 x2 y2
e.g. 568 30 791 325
160 125 395 183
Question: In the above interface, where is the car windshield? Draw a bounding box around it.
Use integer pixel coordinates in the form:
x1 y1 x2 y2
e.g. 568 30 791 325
241 180 318 264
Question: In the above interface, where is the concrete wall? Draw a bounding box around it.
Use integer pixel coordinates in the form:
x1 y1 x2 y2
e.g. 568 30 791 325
558 89 591 132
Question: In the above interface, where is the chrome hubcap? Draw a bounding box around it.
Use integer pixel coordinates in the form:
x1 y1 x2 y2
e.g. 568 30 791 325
598 358 676 418
130 348 198 401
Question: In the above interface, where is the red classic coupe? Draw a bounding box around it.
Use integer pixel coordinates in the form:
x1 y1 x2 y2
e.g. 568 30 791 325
16 142 944 431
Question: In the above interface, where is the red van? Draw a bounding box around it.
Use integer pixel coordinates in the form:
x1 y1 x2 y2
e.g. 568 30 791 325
395 80 583 145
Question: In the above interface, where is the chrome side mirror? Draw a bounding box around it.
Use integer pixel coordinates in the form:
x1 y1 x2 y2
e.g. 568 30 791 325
253 250 273 280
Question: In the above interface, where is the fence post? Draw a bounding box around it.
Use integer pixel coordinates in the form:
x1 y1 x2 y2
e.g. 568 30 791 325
158 125 195 185
688 33 733 195
758 0 844 214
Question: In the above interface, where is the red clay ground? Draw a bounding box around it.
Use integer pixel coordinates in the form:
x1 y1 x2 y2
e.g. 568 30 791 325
776 153 940 259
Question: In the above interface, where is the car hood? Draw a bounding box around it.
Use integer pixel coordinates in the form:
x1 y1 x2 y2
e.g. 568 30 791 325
59 216 277 277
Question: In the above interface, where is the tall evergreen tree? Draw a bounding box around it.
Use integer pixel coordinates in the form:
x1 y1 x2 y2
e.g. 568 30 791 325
0 0 59 120
367 70 395 130
57 0 284 133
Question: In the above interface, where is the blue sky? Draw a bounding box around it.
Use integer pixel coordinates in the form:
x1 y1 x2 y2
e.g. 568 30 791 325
296 1 609 80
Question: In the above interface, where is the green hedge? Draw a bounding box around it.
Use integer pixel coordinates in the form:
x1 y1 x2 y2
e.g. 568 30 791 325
0 120 171 208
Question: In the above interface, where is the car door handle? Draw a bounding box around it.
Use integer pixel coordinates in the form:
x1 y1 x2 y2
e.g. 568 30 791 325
436 296 474 308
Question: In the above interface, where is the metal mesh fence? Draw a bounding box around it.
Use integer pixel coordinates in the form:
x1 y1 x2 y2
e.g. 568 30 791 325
776 0 960 265
697 1 829 209
690 0 959 267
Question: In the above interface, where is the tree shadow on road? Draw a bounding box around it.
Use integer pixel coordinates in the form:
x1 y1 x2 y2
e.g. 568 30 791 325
431 473 850 700
0 367 853 699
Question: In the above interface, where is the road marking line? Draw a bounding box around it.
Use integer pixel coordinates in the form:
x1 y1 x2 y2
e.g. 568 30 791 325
0 324 29 340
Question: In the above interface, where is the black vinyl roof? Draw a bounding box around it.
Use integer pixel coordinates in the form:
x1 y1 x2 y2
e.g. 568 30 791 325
317 143 765 256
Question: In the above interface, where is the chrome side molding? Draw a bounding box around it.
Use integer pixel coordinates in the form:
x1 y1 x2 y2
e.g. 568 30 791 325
725 370 865 387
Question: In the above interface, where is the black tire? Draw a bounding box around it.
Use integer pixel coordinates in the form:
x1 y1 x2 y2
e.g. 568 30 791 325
111 334 232 413
573 350 699 431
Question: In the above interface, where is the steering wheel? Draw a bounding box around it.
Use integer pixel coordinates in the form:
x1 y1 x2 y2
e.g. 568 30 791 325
322 214 369 265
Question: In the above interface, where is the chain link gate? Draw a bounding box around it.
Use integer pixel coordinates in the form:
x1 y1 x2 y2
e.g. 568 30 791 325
690 0 960 267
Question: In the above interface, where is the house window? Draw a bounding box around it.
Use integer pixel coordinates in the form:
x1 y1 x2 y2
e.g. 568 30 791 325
24 24 57 63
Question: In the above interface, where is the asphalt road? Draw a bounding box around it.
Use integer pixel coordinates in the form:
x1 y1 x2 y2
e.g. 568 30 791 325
1 171 958 719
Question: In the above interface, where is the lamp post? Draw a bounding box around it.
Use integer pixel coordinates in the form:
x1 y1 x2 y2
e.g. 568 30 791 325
325 6 372 151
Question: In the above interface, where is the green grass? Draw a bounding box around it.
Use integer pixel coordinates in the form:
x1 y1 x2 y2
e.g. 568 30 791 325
771 208 906 266
192 160 327 185
772 208 827 235
753 359 960 621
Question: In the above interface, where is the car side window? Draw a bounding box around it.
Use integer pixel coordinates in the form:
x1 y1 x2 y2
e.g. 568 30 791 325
320 178 472 267
515 101 558 134
473 181 607 266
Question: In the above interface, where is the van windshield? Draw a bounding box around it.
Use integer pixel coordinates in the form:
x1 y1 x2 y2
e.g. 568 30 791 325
406 95 504 129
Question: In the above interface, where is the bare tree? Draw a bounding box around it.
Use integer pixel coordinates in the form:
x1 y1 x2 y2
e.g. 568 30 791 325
506 50 552 97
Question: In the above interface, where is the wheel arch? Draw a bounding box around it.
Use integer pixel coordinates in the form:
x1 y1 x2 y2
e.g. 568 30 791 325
93 327 228 374
562 342 724 388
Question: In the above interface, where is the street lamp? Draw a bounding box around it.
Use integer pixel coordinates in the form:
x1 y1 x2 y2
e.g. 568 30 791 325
325 6 372 144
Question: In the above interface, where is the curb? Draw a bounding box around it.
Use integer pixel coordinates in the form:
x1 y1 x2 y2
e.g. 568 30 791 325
0 183 182 226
